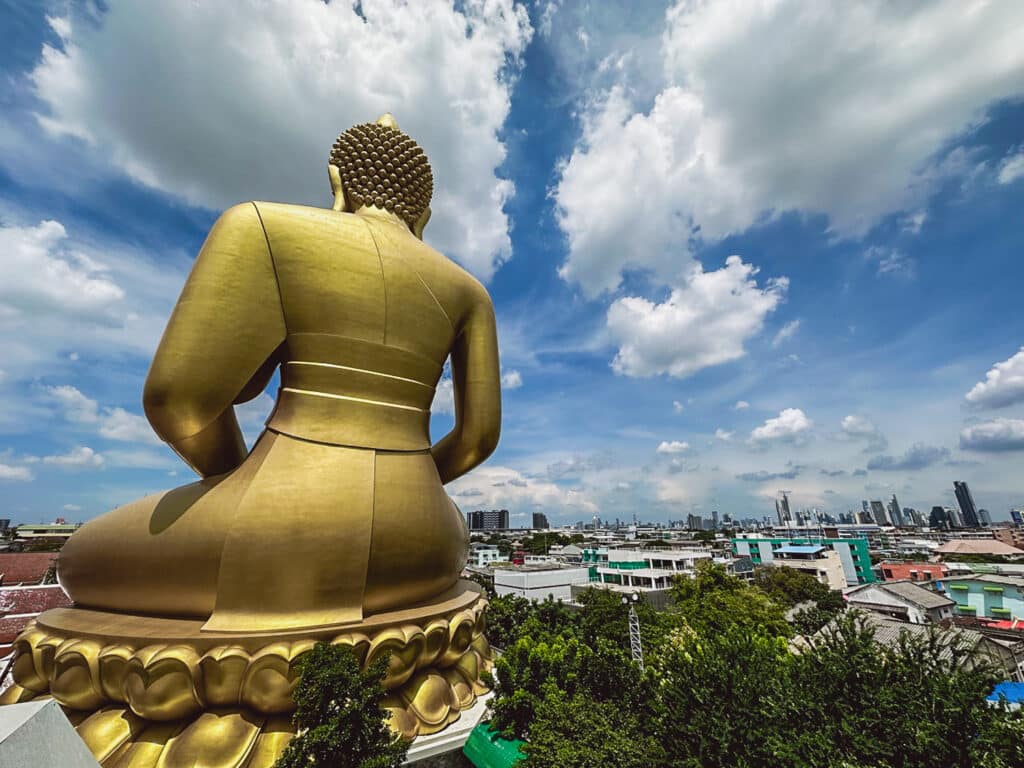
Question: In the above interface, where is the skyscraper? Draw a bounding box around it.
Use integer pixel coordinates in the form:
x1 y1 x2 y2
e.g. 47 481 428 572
1012 509 1024 526
978 508 992 526
776 493 792 526
532 512 550 529
888 495 903 527
870 500 888 526
929 506 947 529
954 481 980 528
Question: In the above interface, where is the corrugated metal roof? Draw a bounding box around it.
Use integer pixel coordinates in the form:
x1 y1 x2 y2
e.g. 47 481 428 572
876 580 955 609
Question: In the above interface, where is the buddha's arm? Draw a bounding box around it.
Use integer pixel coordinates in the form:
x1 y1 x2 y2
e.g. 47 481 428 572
432 290 501 484
143 203 287 478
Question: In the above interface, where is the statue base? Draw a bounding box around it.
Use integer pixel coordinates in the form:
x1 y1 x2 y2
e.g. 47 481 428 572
0 580 492 767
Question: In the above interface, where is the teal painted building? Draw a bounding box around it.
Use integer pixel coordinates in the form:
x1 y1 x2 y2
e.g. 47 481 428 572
944 574 1024 620
731 536 876 585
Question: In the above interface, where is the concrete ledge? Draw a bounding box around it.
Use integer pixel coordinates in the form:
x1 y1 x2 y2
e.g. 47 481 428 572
0 699 100 767
405 692 493 765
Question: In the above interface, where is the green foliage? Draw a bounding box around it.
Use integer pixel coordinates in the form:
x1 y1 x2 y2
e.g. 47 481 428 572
669 560 792 638
274 642 408 768
691 530 716 544
466 570 496 599
520 688 665 768
485 594 535 650
490 633 648 740
754 564 845 635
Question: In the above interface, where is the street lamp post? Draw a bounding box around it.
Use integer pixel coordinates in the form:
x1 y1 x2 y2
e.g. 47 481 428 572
621 592 644 670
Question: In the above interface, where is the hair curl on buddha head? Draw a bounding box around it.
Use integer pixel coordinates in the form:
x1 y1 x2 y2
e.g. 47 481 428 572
329 116 433 227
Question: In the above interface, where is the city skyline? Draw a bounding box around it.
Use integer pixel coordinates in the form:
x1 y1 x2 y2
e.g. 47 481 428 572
1 2 1024 524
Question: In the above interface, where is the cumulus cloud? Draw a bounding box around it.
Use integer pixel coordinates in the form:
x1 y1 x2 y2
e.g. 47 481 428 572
501 370 523 389
673 400 684 414
0 219 184 386
43 446 105 468
866 443 950 471
48 385 161 446
734 400 750 411
32 1 532 280
714 428 733 441
448 465 598 513
554 0 1024 293
0 464 33 482
748 408 812 446
0 220 123 320
432 377 455 415
656 440 690 454
606 256 787 377
840 414 888 452
960 418 1024 452
998 149 1024 185
965 347 1024 409
771 320 800 348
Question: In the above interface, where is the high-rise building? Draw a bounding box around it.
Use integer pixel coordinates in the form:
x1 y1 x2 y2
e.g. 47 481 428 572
532 512 549 530
687 513 703 531
776 493 792 526
1012 509 1024 526
711 510 720 531
929 506 947 529
467 509 509 531
947 505 964 529
954 481 980 528
888 495 903 527
978 508 992 526
870 500 888 526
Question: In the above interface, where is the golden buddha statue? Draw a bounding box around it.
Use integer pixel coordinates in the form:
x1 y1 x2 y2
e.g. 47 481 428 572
0 115 500 767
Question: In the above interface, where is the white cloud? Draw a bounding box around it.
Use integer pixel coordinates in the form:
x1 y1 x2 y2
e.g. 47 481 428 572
555 0 1024 294
771 319 800 348
448 465 598 514
0 464 33 482
62 503 82 512
902 210 927 235
998 149 1024 185
714 428 733 441
656 440 689 454
965 347 1024 409
867 246 916 279
0 220 124 320
501 370 523 389
749 408 813 446
960 418 1024 452
606 256 787 377
432 377 455 415
43 446 104 468
32 1 532 281
0 219 185 389
672 400 684 414
840 414 888 452
734 400 750 411
48 385 161 446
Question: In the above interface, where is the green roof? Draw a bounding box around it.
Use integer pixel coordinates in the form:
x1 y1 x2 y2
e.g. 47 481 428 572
463 724 524 768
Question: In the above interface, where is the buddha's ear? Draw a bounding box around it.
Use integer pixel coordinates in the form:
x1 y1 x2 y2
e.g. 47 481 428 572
328 164 351 212
413 206 431 240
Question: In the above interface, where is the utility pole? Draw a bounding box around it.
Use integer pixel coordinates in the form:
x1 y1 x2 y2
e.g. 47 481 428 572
622 592 643 670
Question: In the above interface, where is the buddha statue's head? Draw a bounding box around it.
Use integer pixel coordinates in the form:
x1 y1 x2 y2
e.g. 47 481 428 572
328 114 433 238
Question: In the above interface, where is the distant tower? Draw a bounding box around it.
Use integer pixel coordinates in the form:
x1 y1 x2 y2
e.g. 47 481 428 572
870 500 888 526
978 508 992 526
954 481 980 528
929 506 947 529
1012 509 1024 526
888 495 904 527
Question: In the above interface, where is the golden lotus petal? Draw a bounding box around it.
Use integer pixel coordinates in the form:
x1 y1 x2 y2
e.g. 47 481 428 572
439 611 475 668
240 640 314 714
330 631 371 666
238 714 294 768
199 645 250 708
124 645 203 721
365 626 425 690
99 645 135 703
154 710 264 768
75 705 146 764
52 637 105 710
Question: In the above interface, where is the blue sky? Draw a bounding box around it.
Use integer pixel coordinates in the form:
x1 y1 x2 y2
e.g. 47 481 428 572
1 0 1023 526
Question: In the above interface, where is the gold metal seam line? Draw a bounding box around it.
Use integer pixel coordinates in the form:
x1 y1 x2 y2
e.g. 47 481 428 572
280 387 427 412
284 361 433 389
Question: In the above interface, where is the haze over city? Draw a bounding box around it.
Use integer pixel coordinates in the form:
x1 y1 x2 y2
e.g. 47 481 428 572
1 0 1024 524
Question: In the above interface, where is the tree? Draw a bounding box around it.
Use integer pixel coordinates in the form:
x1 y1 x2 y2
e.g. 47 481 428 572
669 561 792 639
520 687 665 768
753 564 845 635
274 642 408 768
484 594 534 650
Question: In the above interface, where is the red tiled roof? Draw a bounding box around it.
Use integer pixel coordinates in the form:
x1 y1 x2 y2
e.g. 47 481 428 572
0 585 71 649
0 585 70 617
0 553 59 585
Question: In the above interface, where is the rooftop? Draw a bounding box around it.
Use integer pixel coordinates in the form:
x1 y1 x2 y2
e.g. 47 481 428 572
847 580 954 610
935 540 1024 556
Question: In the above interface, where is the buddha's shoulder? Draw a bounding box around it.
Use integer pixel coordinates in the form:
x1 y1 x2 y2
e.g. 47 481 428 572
248 201 365 232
